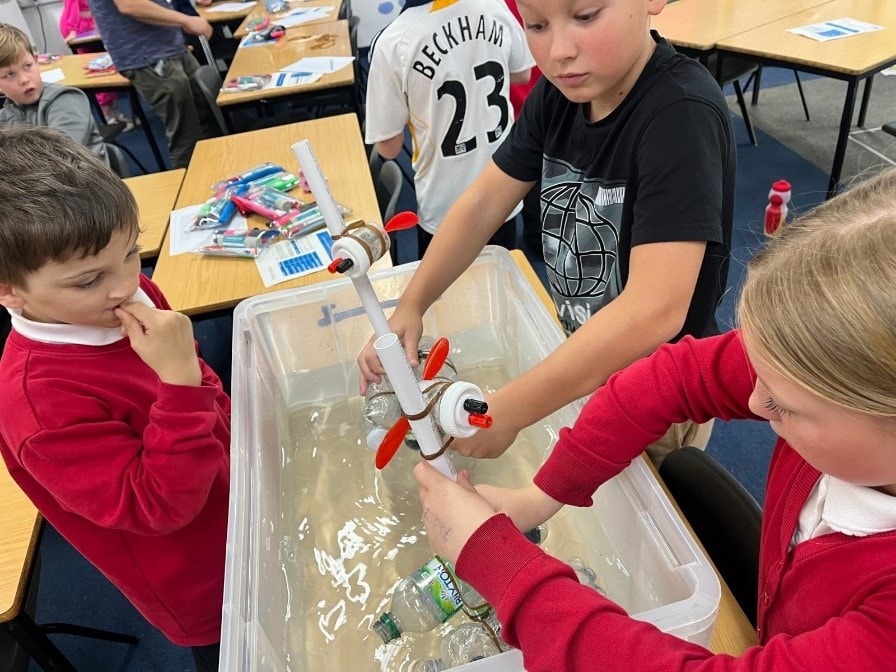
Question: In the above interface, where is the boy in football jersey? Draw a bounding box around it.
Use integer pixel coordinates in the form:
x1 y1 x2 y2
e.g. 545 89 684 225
359 0 736 465
364 0 533 257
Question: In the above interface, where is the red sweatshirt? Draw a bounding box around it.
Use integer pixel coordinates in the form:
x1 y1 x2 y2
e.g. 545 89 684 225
0 276 230 646
457 331 896 671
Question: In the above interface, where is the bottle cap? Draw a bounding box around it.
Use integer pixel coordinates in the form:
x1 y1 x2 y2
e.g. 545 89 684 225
372 612 401 642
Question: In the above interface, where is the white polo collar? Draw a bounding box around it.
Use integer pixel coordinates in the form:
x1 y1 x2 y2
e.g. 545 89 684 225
6 288 155 347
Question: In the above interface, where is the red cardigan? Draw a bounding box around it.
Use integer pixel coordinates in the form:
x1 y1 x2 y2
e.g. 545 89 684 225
457 330 896 671
0 276 230 646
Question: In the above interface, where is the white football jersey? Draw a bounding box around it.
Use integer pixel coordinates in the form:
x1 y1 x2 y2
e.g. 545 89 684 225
365 0 533 233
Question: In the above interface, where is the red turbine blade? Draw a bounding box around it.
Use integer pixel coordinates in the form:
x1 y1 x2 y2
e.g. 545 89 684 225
421 338 449 381
384 211 419 232
375 417 410 469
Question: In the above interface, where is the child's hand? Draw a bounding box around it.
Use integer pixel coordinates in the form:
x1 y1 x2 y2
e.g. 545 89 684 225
414 463 496 564
357 305 425 395
451 391 521 458
115 302 202 387
476 482 564 534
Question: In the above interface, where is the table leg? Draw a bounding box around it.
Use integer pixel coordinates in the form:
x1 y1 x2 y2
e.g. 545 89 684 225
827 78 859 199
4 614 77 672
128 90 166 171
857 76 873 129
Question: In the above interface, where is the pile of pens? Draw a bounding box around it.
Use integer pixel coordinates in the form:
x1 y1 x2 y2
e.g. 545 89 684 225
187 162 344 258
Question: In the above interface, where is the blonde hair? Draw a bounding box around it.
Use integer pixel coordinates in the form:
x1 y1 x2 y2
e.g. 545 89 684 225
0 23 33 68
739 168 896 418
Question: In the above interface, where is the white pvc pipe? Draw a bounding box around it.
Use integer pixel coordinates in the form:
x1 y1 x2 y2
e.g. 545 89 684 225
376 333 456 479
354 275 391 338
291 140 346 237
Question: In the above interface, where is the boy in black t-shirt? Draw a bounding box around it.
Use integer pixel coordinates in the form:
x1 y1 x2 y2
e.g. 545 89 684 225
358 0 735 465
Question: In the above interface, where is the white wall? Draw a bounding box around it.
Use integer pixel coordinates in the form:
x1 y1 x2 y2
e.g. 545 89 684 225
353 0 402 49
1 0 72 54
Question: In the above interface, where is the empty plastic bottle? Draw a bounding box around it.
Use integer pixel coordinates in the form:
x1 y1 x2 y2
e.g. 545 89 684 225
359 336 458 451
440 615 507 665
372 557 491 643
414 614 507 671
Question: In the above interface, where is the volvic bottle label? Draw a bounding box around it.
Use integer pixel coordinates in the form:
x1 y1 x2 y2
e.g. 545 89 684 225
421 558 465 620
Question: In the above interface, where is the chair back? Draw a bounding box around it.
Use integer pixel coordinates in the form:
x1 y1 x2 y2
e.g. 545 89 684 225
105 143 131 178
194 65 230 136
658 446 762 626
377 160 403 224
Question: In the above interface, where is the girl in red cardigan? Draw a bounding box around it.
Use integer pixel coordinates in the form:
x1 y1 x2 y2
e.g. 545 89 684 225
414 166 896 672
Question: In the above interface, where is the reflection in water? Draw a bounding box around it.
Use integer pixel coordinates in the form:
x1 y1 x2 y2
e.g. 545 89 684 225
277 366 622 671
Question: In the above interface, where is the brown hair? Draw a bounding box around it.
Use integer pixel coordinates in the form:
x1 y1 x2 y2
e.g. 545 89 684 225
0 127 140 288
0 23 33 68
739 168 896 417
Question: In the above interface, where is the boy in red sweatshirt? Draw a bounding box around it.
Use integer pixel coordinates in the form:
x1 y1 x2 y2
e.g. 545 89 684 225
0 127 229 672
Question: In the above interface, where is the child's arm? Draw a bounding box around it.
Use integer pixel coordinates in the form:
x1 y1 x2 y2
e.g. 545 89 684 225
357 161 533 389
457 238 708 457
62 29 77 43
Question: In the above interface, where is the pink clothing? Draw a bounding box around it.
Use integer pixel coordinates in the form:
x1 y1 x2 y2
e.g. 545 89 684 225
457 330 896 671
0 275 230 646
59 0 114 108
59 0 95 39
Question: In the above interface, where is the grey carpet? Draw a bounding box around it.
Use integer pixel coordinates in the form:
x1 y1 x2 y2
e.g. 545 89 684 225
728 71 896 186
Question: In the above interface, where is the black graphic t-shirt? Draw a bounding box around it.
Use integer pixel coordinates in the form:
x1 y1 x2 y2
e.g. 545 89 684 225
494 34 735 337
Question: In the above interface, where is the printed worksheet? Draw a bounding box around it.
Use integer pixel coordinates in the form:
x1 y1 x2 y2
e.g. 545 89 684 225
787 17 883 42
255 229 335 286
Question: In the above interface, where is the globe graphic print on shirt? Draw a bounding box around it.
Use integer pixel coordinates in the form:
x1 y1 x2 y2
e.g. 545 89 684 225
540 158 623 333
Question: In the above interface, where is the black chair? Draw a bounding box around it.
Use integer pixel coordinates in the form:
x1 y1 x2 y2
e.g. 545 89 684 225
98 122 148 175
193 65 232 135
883 121 896 137
104 143 131 178
658 446 762 626
369 150 405 263
0 542 138 672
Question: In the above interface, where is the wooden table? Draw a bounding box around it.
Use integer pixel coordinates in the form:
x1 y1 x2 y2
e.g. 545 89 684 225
233 0 341 37
509 250 756 656
716 0 896 196
218 19 353 109
39 53 165 170
124 169 185 260
653 0 830 54
151 112 381 315
197 0 257 24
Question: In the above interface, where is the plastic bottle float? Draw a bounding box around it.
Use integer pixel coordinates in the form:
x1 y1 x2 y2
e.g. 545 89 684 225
291 140 493 479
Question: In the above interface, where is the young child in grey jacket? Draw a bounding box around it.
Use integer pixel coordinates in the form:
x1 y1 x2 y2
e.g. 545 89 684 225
0 23 108 166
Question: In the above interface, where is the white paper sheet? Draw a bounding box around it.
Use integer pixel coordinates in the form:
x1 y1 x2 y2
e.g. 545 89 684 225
787 17 883 42
168 205 248 256
40 68 65 83
255 229 334 286
206 1 256 12
279 56 354 74
274 6 332 27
